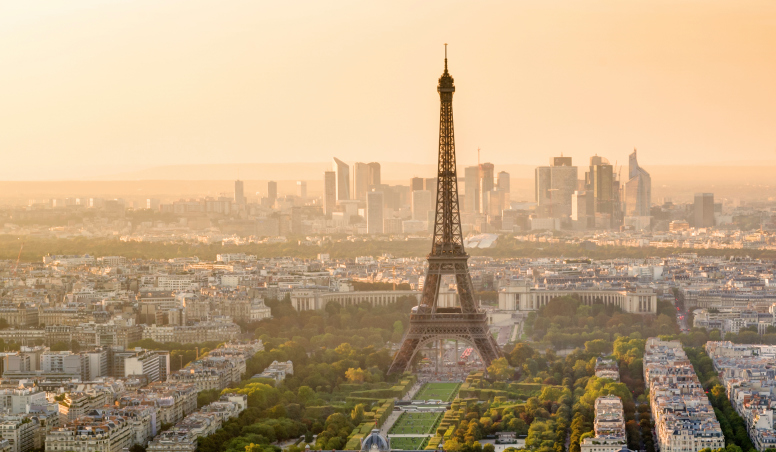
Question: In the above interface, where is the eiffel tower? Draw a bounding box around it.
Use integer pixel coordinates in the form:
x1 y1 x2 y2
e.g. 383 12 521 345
388 46 502 374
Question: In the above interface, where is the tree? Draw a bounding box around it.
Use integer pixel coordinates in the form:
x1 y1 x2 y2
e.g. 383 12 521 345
351 404 365 423
487 358 514 381
335 343 354 356
297 386 314 404
508 343 535 368
538 386 563 402
584 339 611 355
345 367 366 383
324 301 342 316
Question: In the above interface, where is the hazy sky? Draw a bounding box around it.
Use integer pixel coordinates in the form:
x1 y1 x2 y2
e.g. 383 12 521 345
1 1 775 180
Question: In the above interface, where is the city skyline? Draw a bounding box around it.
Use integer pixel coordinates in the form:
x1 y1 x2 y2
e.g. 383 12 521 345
2 1 776 180
1 5 776 452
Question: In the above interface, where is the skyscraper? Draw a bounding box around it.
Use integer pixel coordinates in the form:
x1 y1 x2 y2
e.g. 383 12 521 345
479 162 494 192
479 162 494 215
333 157 350 201
497 171 510 193
353 162 369 201
412 190 433 221
367 162 381 187
535 156 578 219
366 190 384 234
296 180 307 199
694 193 715 228
234 180 245 205
585 156 614 217
624 149 651 217
464 166 480 213
323 171 336 215
410 177 424 191
267 181 278 206
535 166 552 214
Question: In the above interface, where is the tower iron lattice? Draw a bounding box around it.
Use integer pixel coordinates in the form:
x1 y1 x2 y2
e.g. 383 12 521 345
387 47 503 375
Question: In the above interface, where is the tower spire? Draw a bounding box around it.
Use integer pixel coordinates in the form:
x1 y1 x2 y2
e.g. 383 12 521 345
444 43 448 73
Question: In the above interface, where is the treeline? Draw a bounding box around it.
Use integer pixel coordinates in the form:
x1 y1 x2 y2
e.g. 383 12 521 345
675 325 776 347
443 387 573 452
254 296 416 352
507 344 592 452
4 233 776 262
198 339 398 452
525 296 679 349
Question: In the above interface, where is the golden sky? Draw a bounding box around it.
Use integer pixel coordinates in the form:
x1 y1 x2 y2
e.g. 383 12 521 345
1 0 775 180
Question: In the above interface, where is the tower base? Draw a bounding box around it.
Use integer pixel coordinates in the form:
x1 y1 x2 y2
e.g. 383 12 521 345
387 311 501 374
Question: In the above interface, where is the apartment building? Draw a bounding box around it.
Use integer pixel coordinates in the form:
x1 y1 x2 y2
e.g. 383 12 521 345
0 417 39 452
594 357 620 381
253 360 294 386
141 321 240 344
580 396 627 452
45 414 132 452
146 430 196 452
644 338 725 452
707 341 776 451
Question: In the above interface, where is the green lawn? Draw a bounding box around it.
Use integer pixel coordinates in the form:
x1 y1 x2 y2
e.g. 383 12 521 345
412 382 461 402
389 411 442 435
389 437 428 450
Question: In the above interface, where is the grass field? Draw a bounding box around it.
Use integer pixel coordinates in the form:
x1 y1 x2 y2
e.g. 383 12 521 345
390 437 428 450
389 411 443 435
412 382 461 402
388 411 440 451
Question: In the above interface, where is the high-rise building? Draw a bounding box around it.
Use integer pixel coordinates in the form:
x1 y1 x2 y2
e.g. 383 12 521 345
497 171 510 193
353 162 369 201
535 166 552 214
479 162 495 214
367 162 381 187
464 166 480 213
267 181 278 206
584 155 622 228
323 171 336 216
572 190 593 229
366 191 384 234
412 190 433 222
410 177 424 191
234 180 245 205
479 163 494 192
624 149 652 228
694 193 715 228
424 178 436 192
296 181 307 199
535 156 578 219
333 157 350 201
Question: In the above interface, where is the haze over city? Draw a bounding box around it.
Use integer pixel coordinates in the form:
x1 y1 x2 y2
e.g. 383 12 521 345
2 1 776 181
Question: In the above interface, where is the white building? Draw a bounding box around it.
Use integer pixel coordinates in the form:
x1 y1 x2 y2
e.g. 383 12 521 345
498 281 657 314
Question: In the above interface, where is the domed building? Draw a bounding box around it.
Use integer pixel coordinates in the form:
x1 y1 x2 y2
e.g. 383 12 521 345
361 429 390 452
